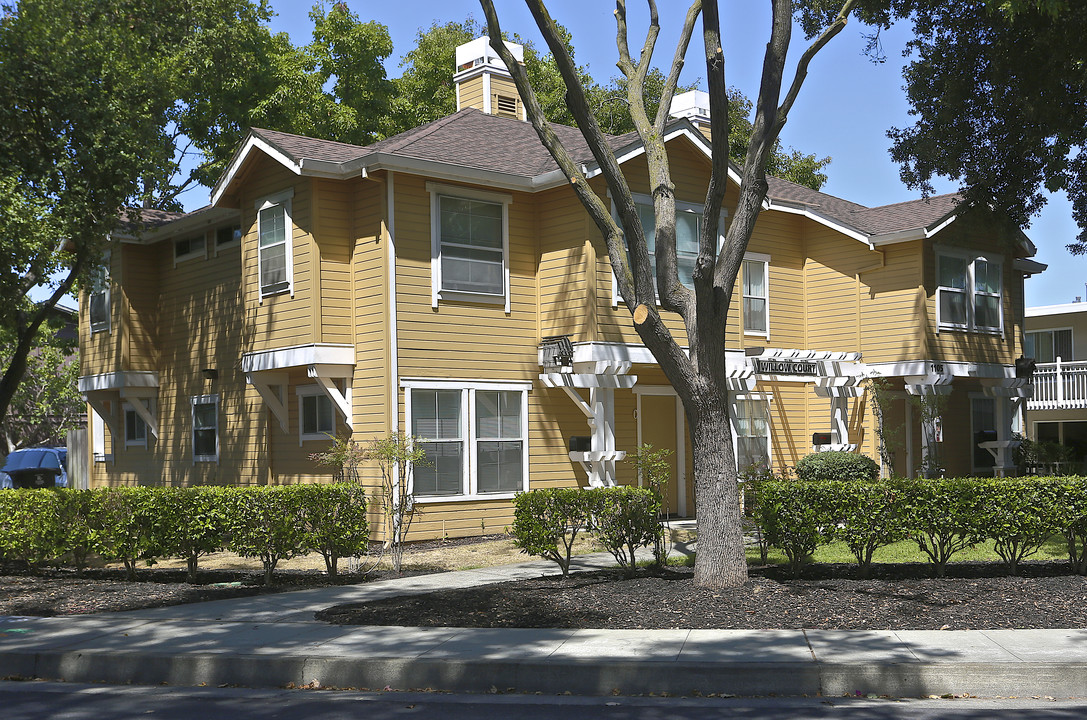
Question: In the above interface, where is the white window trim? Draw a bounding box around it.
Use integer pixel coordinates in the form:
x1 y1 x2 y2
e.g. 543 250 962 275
173 232 208 266
742 252 771 339
935 247 1004 336
123 400 149 449
213 223 242 256
1025 327 1074 362
89 249 111 335
191 394 220 463
296 383 337 445
401 378 531 502
729 392 773 470
255 188 295 302
610 192 726 306
427 182 513 314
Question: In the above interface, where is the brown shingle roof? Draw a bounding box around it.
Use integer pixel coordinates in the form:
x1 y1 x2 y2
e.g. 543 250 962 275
250 111 962 238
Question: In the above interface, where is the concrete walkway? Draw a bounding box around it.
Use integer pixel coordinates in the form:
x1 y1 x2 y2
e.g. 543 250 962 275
1 552 1086 698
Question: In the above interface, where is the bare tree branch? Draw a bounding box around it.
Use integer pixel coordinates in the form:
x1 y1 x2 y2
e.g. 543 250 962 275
653 1 702 131
777 0 857 129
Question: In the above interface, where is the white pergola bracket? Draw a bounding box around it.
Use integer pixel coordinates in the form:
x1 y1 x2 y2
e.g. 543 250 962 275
246 371 289 433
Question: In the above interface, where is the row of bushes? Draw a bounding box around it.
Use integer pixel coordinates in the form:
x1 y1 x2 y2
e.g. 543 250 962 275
0 484 369 584
512 486 662 577
751 475 1087 577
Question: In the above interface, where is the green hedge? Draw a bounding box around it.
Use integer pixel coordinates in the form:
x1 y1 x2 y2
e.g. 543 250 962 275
0 484 369 584
794 451 879 483
752 476 1087 576
512 486 662 577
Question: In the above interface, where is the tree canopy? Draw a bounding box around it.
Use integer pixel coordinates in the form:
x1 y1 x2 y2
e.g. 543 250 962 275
804 0 1087 251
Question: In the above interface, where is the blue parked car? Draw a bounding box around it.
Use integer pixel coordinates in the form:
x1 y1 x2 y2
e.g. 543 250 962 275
0 447 68 489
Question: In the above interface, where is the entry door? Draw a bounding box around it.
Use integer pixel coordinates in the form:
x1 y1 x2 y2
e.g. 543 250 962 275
640 393 683 516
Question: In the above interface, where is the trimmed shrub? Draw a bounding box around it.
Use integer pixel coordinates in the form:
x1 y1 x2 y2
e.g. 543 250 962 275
754 479 837 577
0 489 61 567
298 482 369 577
894 477 981 576
512 488 593 577
587 486 662 577
829 480 908 575
973 477 1062 575
1053 476 1087 574
795 451 878 483
226 485 308 585
55 489 107 572
152 486 230 581
96 487 160 579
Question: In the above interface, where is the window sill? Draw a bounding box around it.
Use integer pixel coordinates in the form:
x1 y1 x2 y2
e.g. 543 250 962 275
193 456 218 463
174 251 205 265
743 330 769 338
937 324 1002 336
301 433 334 443
437 289 505 306
260 284 291 299
90 324 110 335
414 492 521 504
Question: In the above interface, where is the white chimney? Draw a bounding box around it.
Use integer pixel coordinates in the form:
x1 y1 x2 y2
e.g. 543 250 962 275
454 37 526 120
669 90 712 138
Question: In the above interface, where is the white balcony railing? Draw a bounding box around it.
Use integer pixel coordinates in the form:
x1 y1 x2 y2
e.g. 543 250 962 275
1028 358 1087 410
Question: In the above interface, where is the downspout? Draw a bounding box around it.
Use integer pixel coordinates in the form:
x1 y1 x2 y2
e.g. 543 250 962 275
386 171 398 437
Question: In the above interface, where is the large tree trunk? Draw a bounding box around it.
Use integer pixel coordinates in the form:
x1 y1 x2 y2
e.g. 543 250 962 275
687 399 747 588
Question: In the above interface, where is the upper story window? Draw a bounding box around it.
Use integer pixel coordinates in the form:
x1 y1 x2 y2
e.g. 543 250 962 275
174 234 206 262
427 182 512 312
742 255 770 336
1025 328 1073 363
89 249 111 334
191 394 219 463
256 189 294 299
613 194 726 304
405 380 530 500
936 252 1002 333
216 223 241 248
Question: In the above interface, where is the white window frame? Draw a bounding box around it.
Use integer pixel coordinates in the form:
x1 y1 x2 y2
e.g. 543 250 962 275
402 378 531 501
123 400 149 448
427 182 512 313
729 392 773 470
296 384 337 445
255 188 295 301
89 249 111 334
191 394 220 463
173 232 207 265
610 193 726 305
935 249 1003 335
1025 327 1074 363
214 222 241 256
742 252 771 338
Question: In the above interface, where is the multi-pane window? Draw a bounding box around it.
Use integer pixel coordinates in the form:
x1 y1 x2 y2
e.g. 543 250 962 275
1025 329 1073 363
299 387 335 442
258 202 290 296
411 389 464 496
124 406 147 447
89 249 111 333
742 258 768 335
438 196 504 296
937 254 1002 332
635 202 700 290
174 234 205 260
475 391 523 494
733 396 771 470
216 223 241 247
409 385 528 498
191 395 219 462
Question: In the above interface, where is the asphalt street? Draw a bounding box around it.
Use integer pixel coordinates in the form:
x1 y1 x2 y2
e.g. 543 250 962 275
2 682 1086 720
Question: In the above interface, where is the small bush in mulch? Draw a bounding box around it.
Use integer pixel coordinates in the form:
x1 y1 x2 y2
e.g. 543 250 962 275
315 561 1087 631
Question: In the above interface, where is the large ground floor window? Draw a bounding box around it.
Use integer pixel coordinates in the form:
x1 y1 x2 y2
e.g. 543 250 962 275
405 380 530 499
732 394 771 470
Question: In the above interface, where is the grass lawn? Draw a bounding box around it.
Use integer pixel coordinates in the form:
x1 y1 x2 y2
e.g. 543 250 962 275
745 534 1072 567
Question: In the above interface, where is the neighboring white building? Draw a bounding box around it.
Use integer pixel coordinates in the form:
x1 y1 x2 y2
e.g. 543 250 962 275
1024 300 1087 463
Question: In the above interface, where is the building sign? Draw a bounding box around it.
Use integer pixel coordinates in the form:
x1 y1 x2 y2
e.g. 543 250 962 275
753 359 819 376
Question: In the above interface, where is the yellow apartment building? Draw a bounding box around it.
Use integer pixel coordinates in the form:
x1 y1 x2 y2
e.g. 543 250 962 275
78 38 1046 539
1024 301 1087 467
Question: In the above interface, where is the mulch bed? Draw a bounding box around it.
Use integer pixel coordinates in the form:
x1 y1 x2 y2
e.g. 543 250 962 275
316 562 1087 631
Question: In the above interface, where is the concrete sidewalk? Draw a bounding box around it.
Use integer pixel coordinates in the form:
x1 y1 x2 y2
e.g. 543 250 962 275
1 553 1086 698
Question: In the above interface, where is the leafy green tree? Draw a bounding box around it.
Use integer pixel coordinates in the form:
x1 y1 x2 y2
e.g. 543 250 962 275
0 0 187 433
0 318 82 453
798 1 1087 249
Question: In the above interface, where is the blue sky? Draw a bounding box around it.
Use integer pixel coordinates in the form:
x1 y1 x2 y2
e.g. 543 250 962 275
195 1 1083 307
